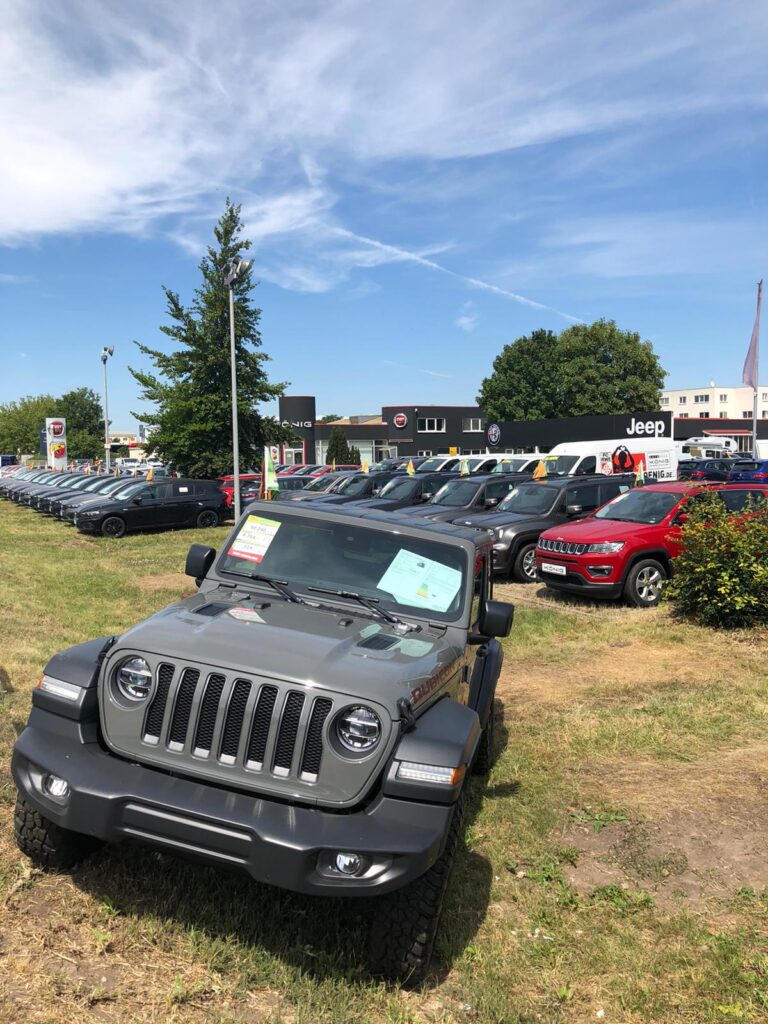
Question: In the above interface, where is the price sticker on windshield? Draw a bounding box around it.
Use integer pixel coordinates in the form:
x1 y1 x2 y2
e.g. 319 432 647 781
229 515 281 564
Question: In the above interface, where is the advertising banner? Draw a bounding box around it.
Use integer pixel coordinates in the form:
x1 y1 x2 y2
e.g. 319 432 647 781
45 418 67 471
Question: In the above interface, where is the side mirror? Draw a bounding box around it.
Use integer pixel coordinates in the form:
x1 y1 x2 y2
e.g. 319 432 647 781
185 544 216 584
674 512 688 526
566 503 583 516
485 496 500 508
133 497 143 505
478 599 514 638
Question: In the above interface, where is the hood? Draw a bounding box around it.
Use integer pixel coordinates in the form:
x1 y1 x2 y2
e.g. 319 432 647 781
111 589 463 714
539 516 666 543
458 510 547 529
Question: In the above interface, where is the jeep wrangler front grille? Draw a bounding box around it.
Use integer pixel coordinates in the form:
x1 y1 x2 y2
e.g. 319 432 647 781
141 666 335 784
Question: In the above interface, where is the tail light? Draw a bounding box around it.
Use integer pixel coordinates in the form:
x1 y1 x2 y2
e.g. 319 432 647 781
690 471 705 479
754 472 768 480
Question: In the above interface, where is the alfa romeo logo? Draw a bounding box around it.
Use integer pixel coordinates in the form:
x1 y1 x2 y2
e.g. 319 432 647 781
393 412 408 429
487 423 501 446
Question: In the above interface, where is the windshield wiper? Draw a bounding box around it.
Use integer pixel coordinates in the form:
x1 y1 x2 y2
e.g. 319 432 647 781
307 586 407 627
225 570 304 604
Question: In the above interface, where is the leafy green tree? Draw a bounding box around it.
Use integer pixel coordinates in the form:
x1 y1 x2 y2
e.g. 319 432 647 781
348 445 362 465
129 200 289 477
0 394 57 454
319 413 342 423
478 321 665 422
325 426 351 465
59 387 104 460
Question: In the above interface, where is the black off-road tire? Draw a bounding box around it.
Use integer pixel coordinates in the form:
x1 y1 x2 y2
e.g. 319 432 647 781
196 509 219 528
14 797 99 871
101 515 126 539
512 542 538 583
623 558 667 608
366 792 465 986
473 702 495 775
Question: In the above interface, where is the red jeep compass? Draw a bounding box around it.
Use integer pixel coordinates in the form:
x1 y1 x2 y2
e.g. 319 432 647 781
535 482 768 607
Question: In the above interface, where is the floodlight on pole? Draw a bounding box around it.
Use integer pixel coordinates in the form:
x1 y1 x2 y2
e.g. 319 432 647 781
101 347 115 472
225 257 253 520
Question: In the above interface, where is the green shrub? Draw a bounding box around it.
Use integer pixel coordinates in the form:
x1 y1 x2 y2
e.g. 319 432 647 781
665 492 768 628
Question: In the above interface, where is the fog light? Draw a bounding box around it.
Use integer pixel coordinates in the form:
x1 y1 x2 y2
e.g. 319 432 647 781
587 565 613 577
334 852 362 875
43 774 70 800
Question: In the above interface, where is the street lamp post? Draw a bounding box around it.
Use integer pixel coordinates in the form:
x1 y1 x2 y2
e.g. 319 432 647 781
224 258 253 520
101 347 114 472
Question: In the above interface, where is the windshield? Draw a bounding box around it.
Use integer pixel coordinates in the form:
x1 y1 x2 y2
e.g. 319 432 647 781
497 483 558 514
379 477 419 499
304 475 335 492
542 455 578 476
594 488 680 524
339 475 376 496
110 482 148 500
492 458 532 473
732 461 761 471
430 479 480 506
219 511 468 621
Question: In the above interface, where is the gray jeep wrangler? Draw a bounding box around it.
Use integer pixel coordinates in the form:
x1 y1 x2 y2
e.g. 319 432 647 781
12 502 512 983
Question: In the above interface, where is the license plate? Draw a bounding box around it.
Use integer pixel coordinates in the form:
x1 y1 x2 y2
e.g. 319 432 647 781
541 562 566 576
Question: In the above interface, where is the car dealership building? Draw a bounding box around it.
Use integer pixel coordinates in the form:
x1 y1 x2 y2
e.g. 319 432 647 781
277 395 768 465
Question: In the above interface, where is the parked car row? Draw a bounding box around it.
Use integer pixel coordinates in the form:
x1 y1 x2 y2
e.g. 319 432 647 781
678 457 768 482
0 467 228 537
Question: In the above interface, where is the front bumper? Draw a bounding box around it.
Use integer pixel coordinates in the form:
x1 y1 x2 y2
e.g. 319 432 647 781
12 708 454 897
536 556 624 599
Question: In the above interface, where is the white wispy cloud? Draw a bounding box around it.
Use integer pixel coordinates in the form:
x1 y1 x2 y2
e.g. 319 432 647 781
1 0 766 307
382 360 453 380
455 302 478 332
0 273 29 284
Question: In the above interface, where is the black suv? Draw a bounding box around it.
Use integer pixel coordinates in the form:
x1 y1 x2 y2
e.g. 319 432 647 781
73 479 227 537
344 472 456 511
400 474 523 524
459 476 633 582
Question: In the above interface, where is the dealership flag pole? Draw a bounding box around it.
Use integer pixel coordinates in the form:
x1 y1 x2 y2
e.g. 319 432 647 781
742 280 762 456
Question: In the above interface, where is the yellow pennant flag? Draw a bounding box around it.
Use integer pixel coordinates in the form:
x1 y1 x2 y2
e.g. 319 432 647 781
406 459 415 476
460 458 469 476
146 467 154 482
332 459 336 472
85 464 91 476
532 460 547 480
362 460 370 474
635 461 645 486
114 465 119 478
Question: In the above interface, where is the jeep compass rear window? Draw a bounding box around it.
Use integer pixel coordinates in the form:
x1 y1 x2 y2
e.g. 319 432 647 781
219 511 468 620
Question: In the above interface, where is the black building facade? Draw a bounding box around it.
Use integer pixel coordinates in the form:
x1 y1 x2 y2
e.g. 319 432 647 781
277 395 767 464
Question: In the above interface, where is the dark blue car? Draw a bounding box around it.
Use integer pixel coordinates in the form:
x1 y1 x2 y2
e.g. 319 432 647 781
728 459 768 482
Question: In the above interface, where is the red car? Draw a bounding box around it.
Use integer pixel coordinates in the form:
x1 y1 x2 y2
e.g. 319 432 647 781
535 482 768 608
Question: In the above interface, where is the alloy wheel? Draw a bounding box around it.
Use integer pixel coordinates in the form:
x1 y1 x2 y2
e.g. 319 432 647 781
635 566 663 602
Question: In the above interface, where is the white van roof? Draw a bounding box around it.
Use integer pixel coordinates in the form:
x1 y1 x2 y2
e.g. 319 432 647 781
547 438 675 455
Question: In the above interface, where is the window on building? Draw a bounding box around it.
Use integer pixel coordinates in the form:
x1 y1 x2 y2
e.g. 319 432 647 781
719 412 728 419
743 410 753 418
679 413 689 418
660 397 669 406
720 394 728 402
762 410 768 418
461 417 484 432
417 417 446 432
694 394 709 403
417 450 432 456
679 396 687 404
762 392 768 402
699 412 709 418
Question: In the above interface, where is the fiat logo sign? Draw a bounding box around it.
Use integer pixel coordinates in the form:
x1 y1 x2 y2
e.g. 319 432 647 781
486 422 501 446
393 412 408 429
50 420 65 437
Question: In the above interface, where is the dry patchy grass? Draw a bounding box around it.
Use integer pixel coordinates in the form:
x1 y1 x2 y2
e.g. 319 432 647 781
0 506 767 1022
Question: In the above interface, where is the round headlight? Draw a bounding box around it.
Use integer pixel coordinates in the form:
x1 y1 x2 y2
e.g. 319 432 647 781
336 706 381 753
117 657 153 701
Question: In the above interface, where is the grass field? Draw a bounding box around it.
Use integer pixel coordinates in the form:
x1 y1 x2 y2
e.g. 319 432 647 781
0 502 767 1023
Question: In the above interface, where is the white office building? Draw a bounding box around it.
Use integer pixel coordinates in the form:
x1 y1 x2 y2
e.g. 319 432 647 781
661 384 768 421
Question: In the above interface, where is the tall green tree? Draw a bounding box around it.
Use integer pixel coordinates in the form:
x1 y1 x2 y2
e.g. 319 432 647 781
0 394 57 454
130 200 289 477
325 426 351 465
478 320 666 422
59 387 104 460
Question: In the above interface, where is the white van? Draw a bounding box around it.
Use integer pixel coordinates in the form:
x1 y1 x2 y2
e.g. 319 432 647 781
542 437 678 481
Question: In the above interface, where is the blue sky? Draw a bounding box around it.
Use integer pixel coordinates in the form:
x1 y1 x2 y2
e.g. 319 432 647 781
1 0 767 429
